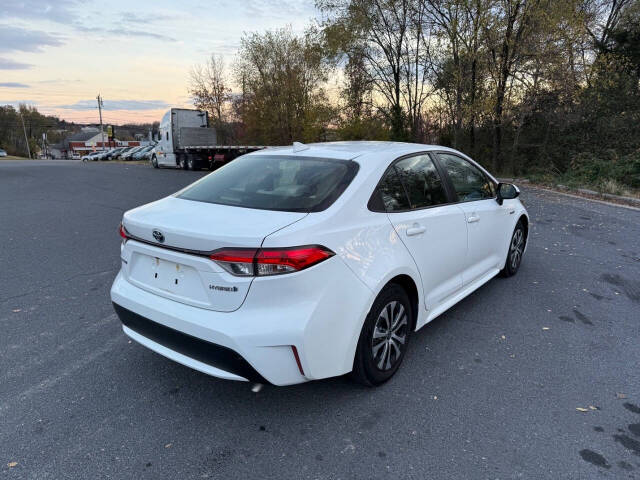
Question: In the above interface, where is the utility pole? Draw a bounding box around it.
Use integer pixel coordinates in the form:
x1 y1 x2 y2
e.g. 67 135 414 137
97 94 105 151
19 111 31 159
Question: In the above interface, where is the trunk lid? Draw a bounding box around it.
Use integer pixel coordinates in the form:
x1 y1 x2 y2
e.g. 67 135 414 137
120 196 307 312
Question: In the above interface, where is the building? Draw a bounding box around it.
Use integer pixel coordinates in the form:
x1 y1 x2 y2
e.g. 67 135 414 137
66 130 140 158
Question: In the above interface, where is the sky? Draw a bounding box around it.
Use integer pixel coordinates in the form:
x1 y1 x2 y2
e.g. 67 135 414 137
0 0 318 124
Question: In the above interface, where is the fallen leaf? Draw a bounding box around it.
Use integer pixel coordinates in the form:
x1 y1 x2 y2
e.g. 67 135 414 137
7 462 17 468
576 407 589 412
164 443 172 449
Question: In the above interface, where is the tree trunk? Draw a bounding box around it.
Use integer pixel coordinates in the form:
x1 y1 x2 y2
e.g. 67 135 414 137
492 86 505 173
469 57 477 156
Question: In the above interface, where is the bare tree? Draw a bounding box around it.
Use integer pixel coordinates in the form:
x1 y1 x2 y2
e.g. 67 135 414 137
189 54 231 124
318 0 434 141
483 0 545 171
581 0 632 52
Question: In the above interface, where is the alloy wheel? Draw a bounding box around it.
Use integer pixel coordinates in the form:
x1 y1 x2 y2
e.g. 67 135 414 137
510 228 524 270
371 300 408 371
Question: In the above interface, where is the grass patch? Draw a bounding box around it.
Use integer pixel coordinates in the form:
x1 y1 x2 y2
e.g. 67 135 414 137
0 155 31 160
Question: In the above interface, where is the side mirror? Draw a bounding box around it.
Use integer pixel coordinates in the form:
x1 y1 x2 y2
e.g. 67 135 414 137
496 183 519 205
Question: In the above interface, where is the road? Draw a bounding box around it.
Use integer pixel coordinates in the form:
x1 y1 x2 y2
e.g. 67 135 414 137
1 160 639 479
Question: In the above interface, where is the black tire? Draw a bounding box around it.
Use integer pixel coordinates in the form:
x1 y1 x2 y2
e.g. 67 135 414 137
500 221 526 277
187 158 196 171
352 284 412 386
179 157 188 170
151 155 159 168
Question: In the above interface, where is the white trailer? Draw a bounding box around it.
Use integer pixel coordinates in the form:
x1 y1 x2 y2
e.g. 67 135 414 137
152 108 265 170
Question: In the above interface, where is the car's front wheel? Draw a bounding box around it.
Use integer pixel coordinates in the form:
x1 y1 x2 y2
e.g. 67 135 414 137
501 220 526 277
352 284 412 386
151 155 158 168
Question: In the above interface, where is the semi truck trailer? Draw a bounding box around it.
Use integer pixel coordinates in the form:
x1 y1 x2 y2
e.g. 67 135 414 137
151 108 265 170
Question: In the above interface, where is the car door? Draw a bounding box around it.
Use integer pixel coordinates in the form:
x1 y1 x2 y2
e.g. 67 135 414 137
376 153 468 310
156 123 174 166
435 152 507 285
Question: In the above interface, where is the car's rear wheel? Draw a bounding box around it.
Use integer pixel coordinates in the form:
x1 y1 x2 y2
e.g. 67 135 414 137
151 155 159 168
187 158 196 170
501 220 525 277
352 284 412 386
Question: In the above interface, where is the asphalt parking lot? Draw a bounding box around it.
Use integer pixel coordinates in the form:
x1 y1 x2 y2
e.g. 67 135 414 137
1 160 639 479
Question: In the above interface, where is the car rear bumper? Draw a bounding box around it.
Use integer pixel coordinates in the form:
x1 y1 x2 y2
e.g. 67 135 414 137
113 302 268 383
110 256 373 386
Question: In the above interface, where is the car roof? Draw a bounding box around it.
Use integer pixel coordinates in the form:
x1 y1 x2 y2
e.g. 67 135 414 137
249 141 464 164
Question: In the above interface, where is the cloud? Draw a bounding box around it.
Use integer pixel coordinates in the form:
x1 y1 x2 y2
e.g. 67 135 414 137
0 0 79 23
241 0 316 19
71 23 175 42
0 82 30 88
118 11 175 24
107 28 175 42
57 99 170 111
0 25 64 53
0 57 32 70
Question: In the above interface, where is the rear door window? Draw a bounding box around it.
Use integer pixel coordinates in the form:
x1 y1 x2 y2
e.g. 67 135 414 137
371 154 448 212
177 155 359 212
377 168 411 211
394 154 448 208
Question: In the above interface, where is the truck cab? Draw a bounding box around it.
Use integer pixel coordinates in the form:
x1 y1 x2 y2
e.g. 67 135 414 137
155 109 212 168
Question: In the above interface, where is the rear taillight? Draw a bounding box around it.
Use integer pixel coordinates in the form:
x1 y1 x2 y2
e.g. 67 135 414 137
119 222 129 241
209 248 257 276
210 245 334 277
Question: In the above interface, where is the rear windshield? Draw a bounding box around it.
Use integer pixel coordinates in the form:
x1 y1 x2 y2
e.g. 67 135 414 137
177 155 359 212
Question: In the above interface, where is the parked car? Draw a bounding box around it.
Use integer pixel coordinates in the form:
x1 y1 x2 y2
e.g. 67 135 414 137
112 147 131 160
0 148 7 157
121 146 144 161
106 147 127 160
142 145 157 161
81 152 100 162
111 141 529 387
95 149 114 161
132 145 154 160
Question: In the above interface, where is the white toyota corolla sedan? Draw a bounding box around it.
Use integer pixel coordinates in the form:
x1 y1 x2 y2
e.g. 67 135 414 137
111 141 528 386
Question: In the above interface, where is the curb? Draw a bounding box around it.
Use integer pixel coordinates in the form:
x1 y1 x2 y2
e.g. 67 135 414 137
499 178 640 209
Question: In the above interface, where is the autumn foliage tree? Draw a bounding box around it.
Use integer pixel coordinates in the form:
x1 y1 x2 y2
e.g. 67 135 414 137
232 28 334 145
189 0 640 191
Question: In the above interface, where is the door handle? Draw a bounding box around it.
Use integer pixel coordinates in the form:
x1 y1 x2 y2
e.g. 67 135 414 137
406 225 426 236
467 215 480 223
